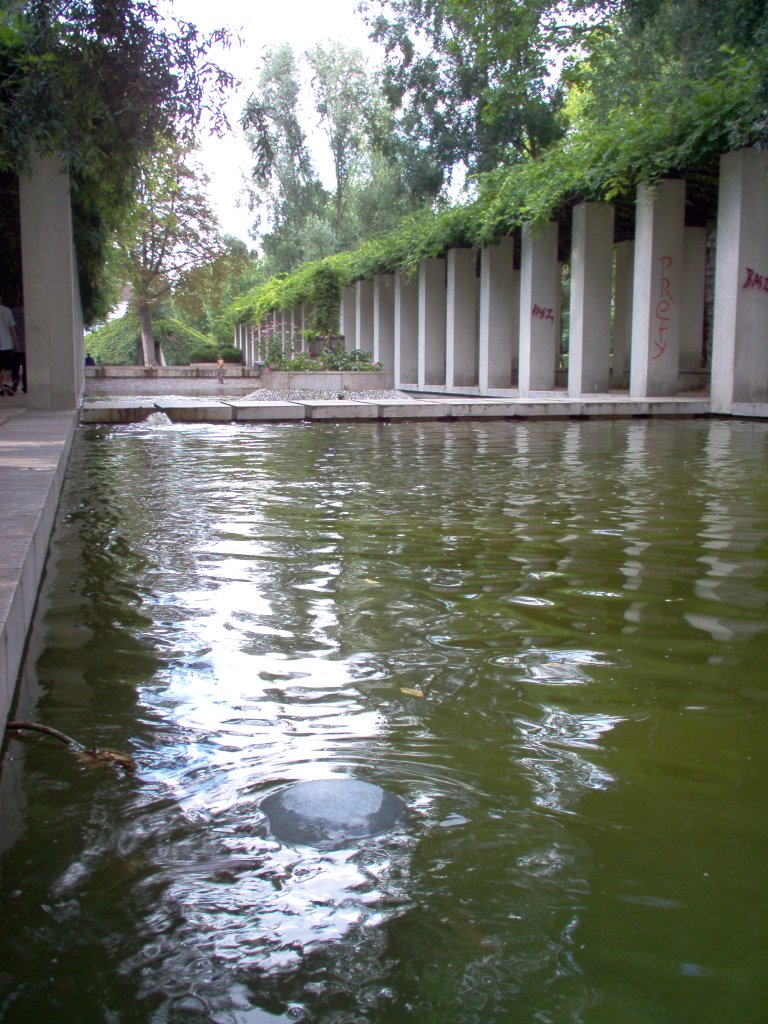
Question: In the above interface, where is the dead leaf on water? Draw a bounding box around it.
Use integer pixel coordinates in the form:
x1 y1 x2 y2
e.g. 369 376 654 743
400 687 424 698
364 578 382 586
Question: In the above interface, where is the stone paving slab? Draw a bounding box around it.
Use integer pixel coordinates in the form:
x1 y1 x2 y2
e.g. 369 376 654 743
79 400 157 424
300 400 380 420
230 401 306 422
153 399 233 422
0 410 77 731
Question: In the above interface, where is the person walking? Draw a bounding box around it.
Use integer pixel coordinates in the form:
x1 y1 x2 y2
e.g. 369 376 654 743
0 295 19 395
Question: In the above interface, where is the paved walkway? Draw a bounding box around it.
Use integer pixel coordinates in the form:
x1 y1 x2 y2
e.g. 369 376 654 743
0 402 77 732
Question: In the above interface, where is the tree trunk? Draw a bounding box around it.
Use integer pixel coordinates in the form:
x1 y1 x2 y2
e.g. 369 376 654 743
138 303 158 366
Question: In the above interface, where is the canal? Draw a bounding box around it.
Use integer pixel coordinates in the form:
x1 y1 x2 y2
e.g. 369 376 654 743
1 417 766 1023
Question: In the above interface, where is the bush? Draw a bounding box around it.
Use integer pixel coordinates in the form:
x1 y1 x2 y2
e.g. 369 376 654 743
267 347 380 371
86 313 217 365
189 344 243 363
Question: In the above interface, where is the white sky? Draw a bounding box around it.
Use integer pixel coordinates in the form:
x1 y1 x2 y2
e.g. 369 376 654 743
165 0 384 243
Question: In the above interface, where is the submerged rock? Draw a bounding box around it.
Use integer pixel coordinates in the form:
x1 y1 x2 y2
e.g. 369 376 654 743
261 779 407 848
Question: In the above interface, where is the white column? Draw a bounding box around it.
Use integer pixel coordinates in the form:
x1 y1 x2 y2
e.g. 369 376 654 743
418 258 446 387
445 248 479 388
395 270 418 387
478 236 518 390
629 179 686 397
342 286 357 350
19 153 84 409
356 279 374 351
613 241 634 387
568 202 614 396
373 273 395 371
711 148 768 410
518 221 559 396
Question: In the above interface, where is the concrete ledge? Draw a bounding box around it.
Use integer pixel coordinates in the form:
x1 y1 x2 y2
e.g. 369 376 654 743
153 400 233 423
230 401 306 422
0 411 77 730
86 365 254 379
80 400 157 424
377 400 453 419
77 395 765 425
300 401 379 420
730 402 768 418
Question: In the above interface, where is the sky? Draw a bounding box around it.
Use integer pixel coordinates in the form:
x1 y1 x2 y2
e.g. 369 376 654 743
165 0 384 244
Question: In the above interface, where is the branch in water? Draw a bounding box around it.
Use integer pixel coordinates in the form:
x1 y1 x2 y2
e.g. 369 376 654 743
5 721 137 772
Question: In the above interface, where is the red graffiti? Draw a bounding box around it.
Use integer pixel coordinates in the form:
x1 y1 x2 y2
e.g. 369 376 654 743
532 304 554 323
742 267 768 293
652 255 672 360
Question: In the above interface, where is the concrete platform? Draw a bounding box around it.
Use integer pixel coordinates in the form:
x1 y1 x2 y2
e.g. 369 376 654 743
0 410 77 732
78 394 715 424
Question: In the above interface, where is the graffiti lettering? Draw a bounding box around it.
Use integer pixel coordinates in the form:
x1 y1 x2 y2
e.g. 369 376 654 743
532 304 554 323
652 255 673 360
742 267 768 293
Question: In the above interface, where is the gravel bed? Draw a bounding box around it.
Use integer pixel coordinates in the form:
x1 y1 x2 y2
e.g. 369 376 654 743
240 388 413 401
84 378 414 402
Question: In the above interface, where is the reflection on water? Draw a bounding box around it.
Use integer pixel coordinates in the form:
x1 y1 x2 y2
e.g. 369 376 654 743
1 418 767 1023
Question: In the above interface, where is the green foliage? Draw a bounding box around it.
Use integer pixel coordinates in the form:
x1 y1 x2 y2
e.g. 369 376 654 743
307 263 341 336
320 347 379 371
360 0 598 173
114 137 226 365
188 344 243 363
0 1 233 322
243 42 444 275
86 313 216 366
268 347 379 371
224 22 767 333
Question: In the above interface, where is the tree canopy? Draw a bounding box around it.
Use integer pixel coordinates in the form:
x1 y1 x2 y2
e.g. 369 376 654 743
113 139 226 366
0 0 234 322
226 0 768 329
243 42 445 274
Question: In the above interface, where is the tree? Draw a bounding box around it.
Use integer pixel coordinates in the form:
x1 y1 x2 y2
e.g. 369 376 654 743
174 236 262 345
360 0 612 176
243 43 444 271
114 139 226 366
243 44 329 273
306 42 374 234
0 0 234 322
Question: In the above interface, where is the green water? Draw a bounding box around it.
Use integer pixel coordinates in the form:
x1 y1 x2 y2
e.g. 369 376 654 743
1 417 767 1023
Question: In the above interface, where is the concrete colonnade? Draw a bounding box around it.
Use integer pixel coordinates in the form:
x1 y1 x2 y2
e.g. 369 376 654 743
235 148 767 410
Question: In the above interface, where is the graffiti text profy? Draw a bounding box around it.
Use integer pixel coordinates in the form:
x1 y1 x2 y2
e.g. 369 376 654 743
653 255 673 360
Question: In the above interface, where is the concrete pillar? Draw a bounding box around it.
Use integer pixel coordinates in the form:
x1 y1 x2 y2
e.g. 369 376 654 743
629 179 686 397
518 221 559 396
373 273 395 371
394 270 418 386
18 153 84 409
554 262 564 374
613 241 634 386
680 227 707 371
356 279 374 352
711 148 768 410
479 236 519 390
341 286 357 350
445 248 479 388
568 202 614 396
418 258 446 387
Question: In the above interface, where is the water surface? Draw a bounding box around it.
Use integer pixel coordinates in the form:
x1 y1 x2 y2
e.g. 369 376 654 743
1 418 767 1023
